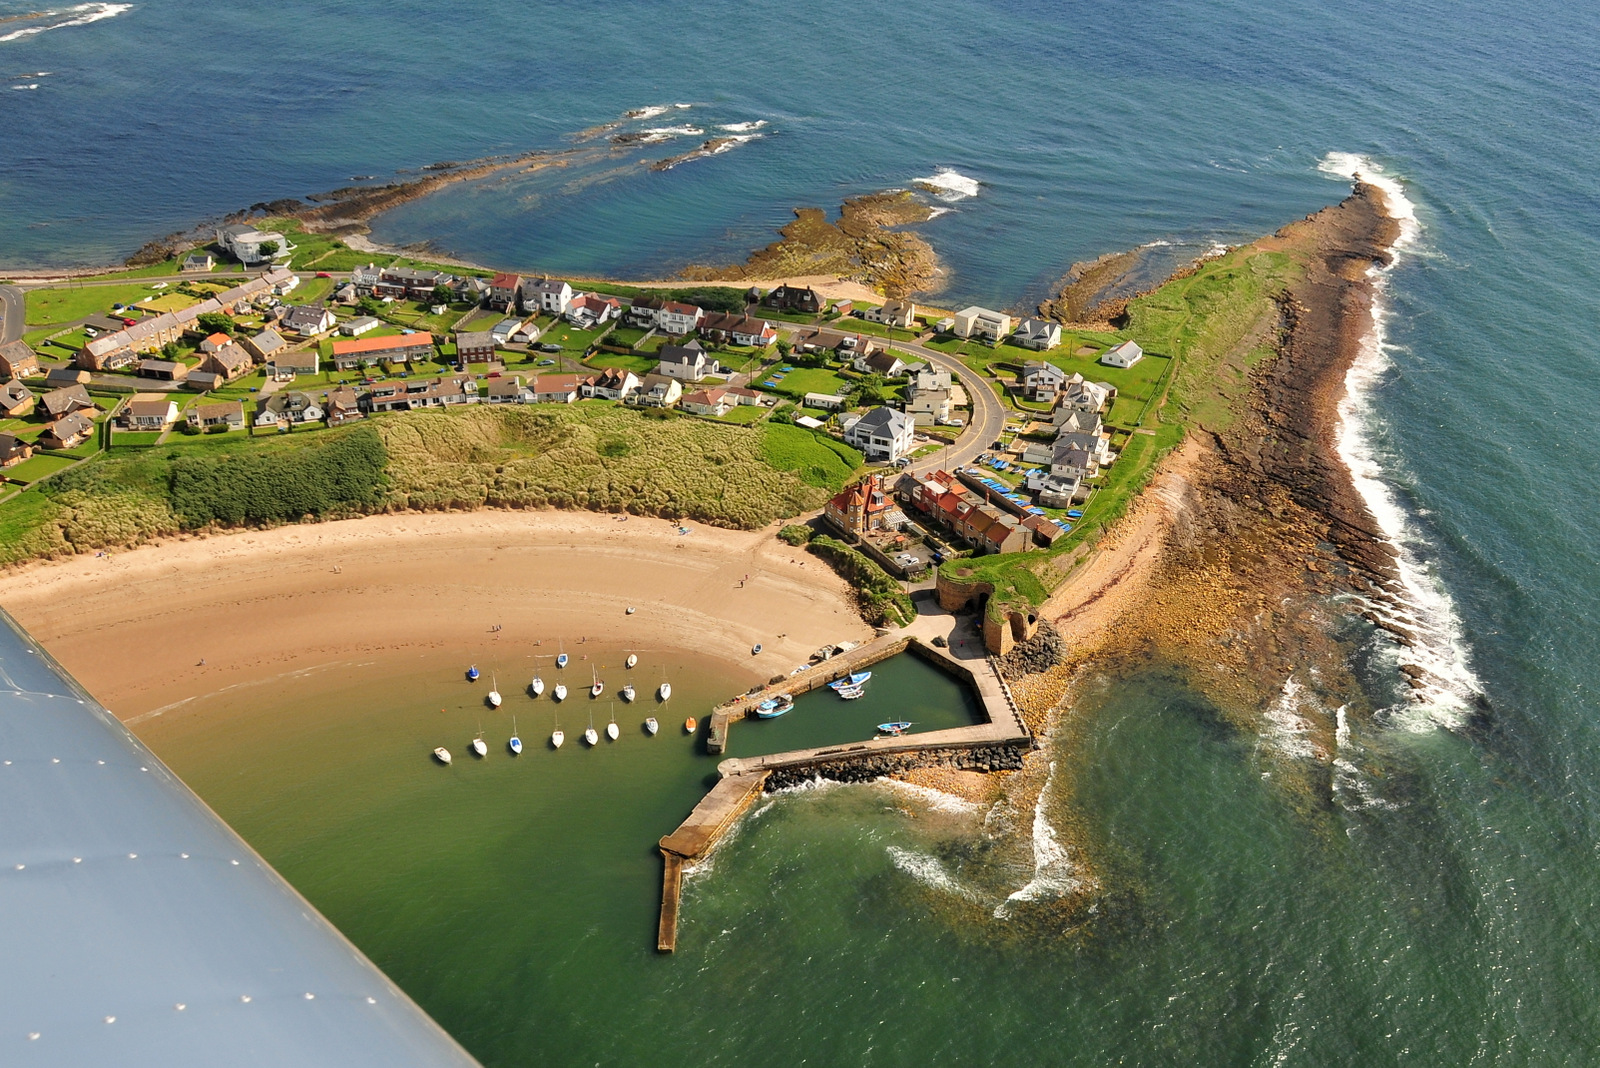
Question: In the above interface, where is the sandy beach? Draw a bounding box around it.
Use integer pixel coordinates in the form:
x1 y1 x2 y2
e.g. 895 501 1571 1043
0 511 871 723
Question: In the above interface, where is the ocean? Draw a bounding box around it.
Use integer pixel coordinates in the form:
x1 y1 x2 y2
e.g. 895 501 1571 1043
8 0 1600 1062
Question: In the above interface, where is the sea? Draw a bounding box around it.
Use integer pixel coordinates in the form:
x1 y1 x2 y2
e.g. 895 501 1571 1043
7 0 1600 1062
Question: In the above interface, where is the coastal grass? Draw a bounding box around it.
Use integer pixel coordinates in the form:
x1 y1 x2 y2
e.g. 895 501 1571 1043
807 535 914 627
758 422 862 488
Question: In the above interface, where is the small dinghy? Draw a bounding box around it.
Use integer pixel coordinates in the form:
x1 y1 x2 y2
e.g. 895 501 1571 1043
606 704 620 741
556 646 568 669
684 717 698 734
626 653 637 669
837 685 865 701
487 674 502 708
658 681 672 701
470 734 488 758
756 695 794 719
529 675 545 697
621 684 636 702
626 606 636 615
829 671 872 691
751 643 762 656
508 718 522 755
590 668 604 698
551 710 564 749
467 664 480 682
553 683 568 701
877 721 913 736
645 717 659 735
433 747 452 765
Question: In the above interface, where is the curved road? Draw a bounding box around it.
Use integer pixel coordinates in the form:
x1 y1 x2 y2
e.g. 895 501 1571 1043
883 338 1008 476
0 285 24 345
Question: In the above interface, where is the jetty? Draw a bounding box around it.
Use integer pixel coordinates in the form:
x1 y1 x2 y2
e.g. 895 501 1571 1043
655 615 1033 952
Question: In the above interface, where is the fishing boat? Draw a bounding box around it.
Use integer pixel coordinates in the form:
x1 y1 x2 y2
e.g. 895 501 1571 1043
583 712 599 747
529 675 545 697
645 716 659 735
877 721 913 736
751 643 762 655
684 717 697 734
508 718 522 755
620 684 635 702
433 747 452 765
590 668 604 698
836 685 865 700
470 733 488 758
626 653 638 669
829 671 872 691
553 683 568 701
756 695 794 719
606 703 620 741
467 664 480 682
487 674 502 708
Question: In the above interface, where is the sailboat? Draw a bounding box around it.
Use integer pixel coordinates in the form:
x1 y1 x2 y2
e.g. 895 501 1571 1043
433 747 452 765
487 674 502 708
467 664 480 682
556 641 568 670
658 669 672 702
553 682 568 701
751 643 762 656
626 653 638 669
529 674 545 697
470 732 488 758
606 702 620 742
583 711 599 747
620 683 635 702
508 717 522 755
645 716 659 735
550 709 564 749
590 667 604 699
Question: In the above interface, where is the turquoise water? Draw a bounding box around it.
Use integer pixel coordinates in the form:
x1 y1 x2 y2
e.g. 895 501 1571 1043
12 0 1600 1061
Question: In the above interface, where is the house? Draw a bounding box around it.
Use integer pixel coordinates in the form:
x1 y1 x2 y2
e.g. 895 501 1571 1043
326 387 362 425
909 368 953 394
952 306 1013 342
1012 318 1062 351
239 328 285 364
39 411 95 450
904 386 952 425
655 301 703 336
76 335 137 372
528 374 583 404
794 327 861 355
625 296 664 328
45 367 90 389
488 272 522 311
454 331 497 363
198 332 233 355
629 374 682 409
1051 431 1113 481
489 319 522 344
832 300 855 319
1055 409 1103 437
41 385 95 419
563 293 621 328
0 340 40 380
485 376 532 404
184 370 225 392
374 267 449 301
843 406 915 463
1054 375 1113 416
185 400 245 432
824 473 899 537
0 380 35 418
137 359 186 381
350 264 384 291
280 303 336 337
120 396 178 431
656 342 720 383
214 224 287 265
266 348 319 380
521 278 574 315
1020 361 1067 402
270 271 301 297
861 299 916 329
330 283 360 306
342 316 381 337
763 284 825 314
804 392 848 411
453 276 490 305
852 351 907 377
0 433 31 468
198 342 252 382
180 252 214 273
510 320 542 345
254 391 323 428
1023 468 1081 509
679 388 733 417
698 313 776 347
724 386 765 406
581 367 639 401
898 470 1032 554
329 332 435 370
1100 340 1144 368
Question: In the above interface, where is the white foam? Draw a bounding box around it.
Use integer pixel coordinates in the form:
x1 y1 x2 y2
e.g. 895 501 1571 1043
623 104 671 121
0 3 132 44
993 760 1085 918
913 168 981 201
717 120 767 133
11 83 38 89
1320 151 1483 729
876 778 981 815
642 124 703 138
1258 676 1327 763
886 846 976 900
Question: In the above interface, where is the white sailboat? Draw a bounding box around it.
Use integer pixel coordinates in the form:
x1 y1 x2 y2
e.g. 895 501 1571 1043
658 669 671 702
529 674 545 697
590 667 604 699
626 653 638 669
433 747 452 765
620 684 635 702
508 717 522 755
556 640 568 670
606 702 620 742
487 674 502 708
470 732 488 758
551 709 564 749
553 682 568 701
644 717 659 735
583 711 599 747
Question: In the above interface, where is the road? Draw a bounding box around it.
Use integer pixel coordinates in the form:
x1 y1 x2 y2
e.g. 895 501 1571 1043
884 337 1008 476
0 284 24 345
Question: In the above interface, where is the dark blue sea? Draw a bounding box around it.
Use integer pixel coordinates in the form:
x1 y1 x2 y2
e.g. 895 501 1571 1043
7 0 1600 1062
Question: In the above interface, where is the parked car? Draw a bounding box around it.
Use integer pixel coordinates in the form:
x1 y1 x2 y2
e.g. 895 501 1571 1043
537 343 562 353
537 359 555 366
315 271 331 278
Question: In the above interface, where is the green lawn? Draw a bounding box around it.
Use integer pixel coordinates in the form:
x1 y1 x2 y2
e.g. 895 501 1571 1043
25 284 166 328
759 422 863 488
605 326 652 349
761 366 847 400
110 431 166 447
712 404 768 425
839 317 921 342
4 454 78 483
584 352 658 376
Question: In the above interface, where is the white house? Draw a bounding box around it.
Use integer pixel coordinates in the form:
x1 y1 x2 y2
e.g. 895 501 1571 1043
521 278 574 315
1054 375 1113 416
953 306 1013 342
655 301 703 335
909 368 953 394
279 304 336 337
1020 360 1067 402
852 351 907 377
581 367 639 401
861 299 916 329
215 224 289 266
1012 318 1062 351
844 406 915 463
904 387 951 425
679 388 734 417
804 392 848 411
563 293 621 328
656 343 720 383
630 374 683 409
1101 340 1144 368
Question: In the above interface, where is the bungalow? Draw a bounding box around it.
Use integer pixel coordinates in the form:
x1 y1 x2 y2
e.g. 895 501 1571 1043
724 386 765 406
861 299 916 329
528 374 583 405
41 384 95 419
679 388 733 417
488 272 522 311
320 388 358 425
1020 360 1067 402
521 278 574 315
564 293 621 328
0 339 40 380
629 374 683 409
214 224 287 265
266 348 319 381
198 332 233 355
120 396 178 431
1100 340 1144 368
329 332 435 370
763 284 825 314
581 366 639 401
485 376 532 404
698 312 776 347
803 392 848 411
655 301 703 336
843 406 915 463
342 315 381 337
280 303 337 337
242 328 288 363
1012 318 1062 351
952 306 1013 342
794 327 857 355
184 370 225 392
853 351 907 377
454 330 497 363
180 252 214 273
656 342 720 383
254 391 323 428
137 359 187 381
453 277 490 305
185 400 245 432
0 380 35 418
39 411 95 450
824 473 899 537
198 342 252 381
0 432 31 468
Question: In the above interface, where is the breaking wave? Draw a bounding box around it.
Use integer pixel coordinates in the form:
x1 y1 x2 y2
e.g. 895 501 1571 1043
886 846 976 900
718 120 767 133
876 778 981 815
1319 151 1484 729
994 760 1084 919
0 3 132 44
913 168 981 201
1258 676 1328 763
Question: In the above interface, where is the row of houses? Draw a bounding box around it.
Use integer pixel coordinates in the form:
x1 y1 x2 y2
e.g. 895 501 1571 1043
897 467 1063 555
75 269 299 371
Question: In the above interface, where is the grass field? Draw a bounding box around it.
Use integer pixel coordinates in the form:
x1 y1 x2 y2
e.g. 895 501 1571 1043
4 454 77 483
26 284 165 328
760 366 847 400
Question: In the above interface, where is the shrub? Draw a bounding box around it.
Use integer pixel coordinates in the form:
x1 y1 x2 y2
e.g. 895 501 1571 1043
807 535 914 627
168 426 387 527
778 524 813 546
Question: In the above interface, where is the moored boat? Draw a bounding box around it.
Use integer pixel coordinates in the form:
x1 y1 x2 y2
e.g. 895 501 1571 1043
751 643 762 655
645 716 659 735
583 712 599 747
626 653 637 669
756 695 794 719
620 684 635 702
487 674 502 708
553 683 567 701
551 728 565 749
606 704 620 741
467 664 480 682
877 721 913 735
837 685 865 700
684 717 697 734
590 668 604 698
829 671 871 691
470 734 488 758
433 747 452 765
530 675 545 697
508 717 522 755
